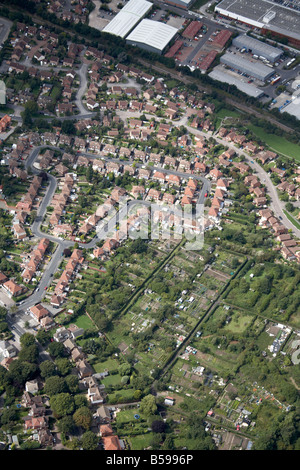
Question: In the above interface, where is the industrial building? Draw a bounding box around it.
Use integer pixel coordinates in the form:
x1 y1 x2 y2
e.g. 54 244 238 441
210 29 232 50
215 0 300 47
102 0 152 39
199 51 218 72
209 68 264 98
182 21 203 39
126 19 178 55
165 39 183 58
161 0 195 10
220 52 274 81
232 35 283 63
280 88 300 120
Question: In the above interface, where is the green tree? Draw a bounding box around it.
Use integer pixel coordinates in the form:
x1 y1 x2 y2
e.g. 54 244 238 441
74 394 88 409
66 375 80 394
44 376 67 396
81 431 99 450
139 394 157 417
36 329 51 346
40 360 57 379
0 407 18 426
8 360 37 387
50 393 75 418
48 341 66 358
20 332 36 348
25 100 38 114
55 358 72 377
118 362 131 376
73 406 93 430
18 344 39 364
61 120 76 135
57 415 76 434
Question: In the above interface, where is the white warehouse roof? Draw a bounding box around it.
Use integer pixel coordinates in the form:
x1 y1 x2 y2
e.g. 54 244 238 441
102 0 153 38
209 68 264 98
126 19 178 53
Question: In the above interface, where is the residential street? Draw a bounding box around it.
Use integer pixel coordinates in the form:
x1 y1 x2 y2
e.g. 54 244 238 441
75 62 91 115
178 114 300 238
9 141 210 326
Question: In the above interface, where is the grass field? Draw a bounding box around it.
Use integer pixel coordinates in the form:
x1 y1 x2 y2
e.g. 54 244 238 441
224 313 253 333
65 314 95 331
283 210 300 230
249 125 300 161
215 108 241 129
128 433 153 450
216 108 241 120
93 358 120 373
101 374 123 387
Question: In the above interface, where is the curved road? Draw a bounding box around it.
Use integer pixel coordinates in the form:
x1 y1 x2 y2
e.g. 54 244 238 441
178 115 300 238
7 129 298 332
11 144 209 320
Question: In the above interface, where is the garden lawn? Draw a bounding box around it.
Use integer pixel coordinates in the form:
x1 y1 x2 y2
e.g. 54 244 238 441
93 358 120 372
128 433 154 450
64 314 95 330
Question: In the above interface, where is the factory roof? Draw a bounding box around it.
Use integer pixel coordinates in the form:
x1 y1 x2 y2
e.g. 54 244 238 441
220 52 274 80
209 67 265 98
216 0 300 42
126 19 178 52
102 0 152 38
232 34 283 61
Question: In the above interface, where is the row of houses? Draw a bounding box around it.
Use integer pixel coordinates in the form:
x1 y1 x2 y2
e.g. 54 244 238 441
21 238 50 284
218 127 260 155
0 115 11 133
15 175 43 216
51 248 84 307
22 386 54 447
258 208 300 262
75 149 209 179
53 324 109 407
49 172 75 229
52 321 123 449
214 140 300 264
208 177 231 223
10 155 35 236
79 187 126 238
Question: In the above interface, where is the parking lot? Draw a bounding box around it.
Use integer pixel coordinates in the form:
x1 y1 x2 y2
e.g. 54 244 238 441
0 290 14 309
171 21 221 68
88 0 116 31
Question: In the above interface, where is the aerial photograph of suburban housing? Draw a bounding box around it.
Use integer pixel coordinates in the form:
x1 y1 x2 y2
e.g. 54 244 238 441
0 0 298 454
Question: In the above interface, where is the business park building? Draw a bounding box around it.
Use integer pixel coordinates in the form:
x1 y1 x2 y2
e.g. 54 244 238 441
209 68 264 98
232 35 283 63
220 53 274 82
215 0 300 47
102 0 153 39
161 0 195 10
126 19 178 55
102 0 178 54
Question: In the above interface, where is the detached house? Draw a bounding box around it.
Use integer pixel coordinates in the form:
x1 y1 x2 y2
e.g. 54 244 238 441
2 280 24 298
